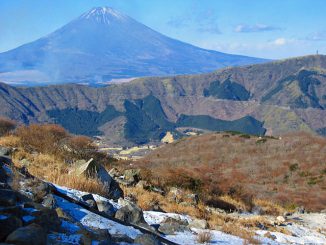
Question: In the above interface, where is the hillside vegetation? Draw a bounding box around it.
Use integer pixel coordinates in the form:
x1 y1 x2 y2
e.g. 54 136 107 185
135 131 326 211
0 55 325 145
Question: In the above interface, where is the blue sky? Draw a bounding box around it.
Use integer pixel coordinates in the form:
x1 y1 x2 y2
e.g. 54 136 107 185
0 0 325 59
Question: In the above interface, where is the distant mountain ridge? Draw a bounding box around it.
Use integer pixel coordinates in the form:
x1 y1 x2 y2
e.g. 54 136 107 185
0 7 266 85
0 55 325 145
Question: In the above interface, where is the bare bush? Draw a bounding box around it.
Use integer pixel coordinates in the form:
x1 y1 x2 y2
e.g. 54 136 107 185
196 231 213 244
0 117 16 136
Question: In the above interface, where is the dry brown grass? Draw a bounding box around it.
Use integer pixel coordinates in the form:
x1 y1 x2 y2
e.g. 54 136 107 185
196 231 213 244
221 223 259 244
0 117 16 136
0 123 114 198
135 132 326 211
0 135 20 147
11 151 110 197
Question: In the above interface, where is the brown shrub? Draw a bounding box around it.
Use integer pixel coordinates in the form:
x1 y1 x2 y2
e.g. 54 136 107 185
221 223 259 244
16 124 68 155
0 117 16 136
196 231 213 244
135 132 326 211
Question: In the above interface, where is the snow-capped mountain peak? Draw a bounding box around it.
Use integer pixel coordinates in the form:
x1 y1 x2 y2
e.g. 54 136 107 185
80 6 127 24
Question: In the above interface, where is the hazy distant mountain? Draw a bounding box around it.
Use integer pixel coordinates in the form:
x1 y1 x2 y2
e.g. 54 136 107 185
0 55 325 145
0 7 266 85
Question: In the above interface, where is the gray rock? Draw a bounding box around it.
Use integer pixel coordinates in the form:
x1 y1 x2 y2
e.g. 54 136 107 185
72 159 123 200
97 200 115 217
136 180 150 189
0 147 12 157
107 181 124 201
115 203 146 225
0 189 17 206
158 217 189 235
94 229 113 245
6 223 47 245
30 207 61 232
158 223 189 235
74 158 112 185
81 194 98 210
123 169 141 184
134 234 162 245
42 194 57 209
19 159 31 167
188 218 208 229
108 168 121 178
295 206 305 214
0 215 22 241
111 234 134 244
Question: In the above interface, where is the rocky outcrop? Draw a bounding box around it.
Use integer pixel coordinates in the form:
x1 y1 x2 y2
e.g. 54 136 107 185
115 202 147 226
71 158 123 200
5 223 47 245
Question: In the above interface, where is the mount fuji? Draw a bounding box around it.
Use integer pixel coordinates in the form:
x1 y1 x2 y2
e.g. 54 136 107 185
0 7 267 85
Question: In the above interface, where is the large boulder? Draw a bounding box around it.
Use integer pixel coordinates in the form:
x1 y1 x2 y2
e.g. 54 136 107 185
0 147 12 165
158 217 190 235
42 194 58 209
97 200 115 217
188 218 208 229
167 187 199 206
115 203 147 225
134 234 162 245
123 169 141 184
0 189 18 206
22 203 61 232
73 158 112 184
72 159 123 200
0 215 22 241
5 223 47 245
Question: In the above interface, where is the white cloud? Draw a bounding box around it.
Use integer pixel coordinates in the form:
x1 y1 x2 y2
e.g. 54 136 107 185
273 38 287 46
235 24 281 33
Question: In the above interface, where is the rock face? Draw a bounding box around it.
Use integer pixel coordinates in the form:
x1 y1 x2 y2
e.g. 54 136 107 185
81 193 98 210
115 202 147 225
134 234 162 245
0 215 22 241
72 158 123 200
5 223 47 245
74 158 112 184
158 217 190 235
97 200 116 217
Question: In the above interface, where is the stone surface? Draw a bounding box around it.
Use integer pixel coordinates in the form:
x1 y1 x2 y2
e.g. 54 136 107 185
0 215 22 241
42 194 58 209
6 223 47 245
0 189 17 206
115 203 146 225
81 194 98 210
97 200 115 217
188 218 208 229
134 234 162 245
158 217 189 235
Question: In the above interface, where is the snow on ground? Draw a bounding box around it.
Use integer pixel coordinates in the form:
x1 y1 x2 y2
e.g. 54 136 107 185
54 185 326 245
55 195 142 239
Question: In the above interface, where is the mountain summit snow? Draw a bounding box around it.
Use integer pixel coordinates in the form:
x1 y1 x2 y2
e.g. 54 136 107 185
79 7 128 24
0 7 266 85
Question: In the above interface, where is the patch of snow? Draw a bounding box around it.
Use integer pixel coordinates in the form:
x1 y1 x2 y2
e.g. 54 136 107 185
54 184 120 210
0 215 8 220
22 215 35 223
23 207 38 213
80 7 128 24
54 195 142 239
